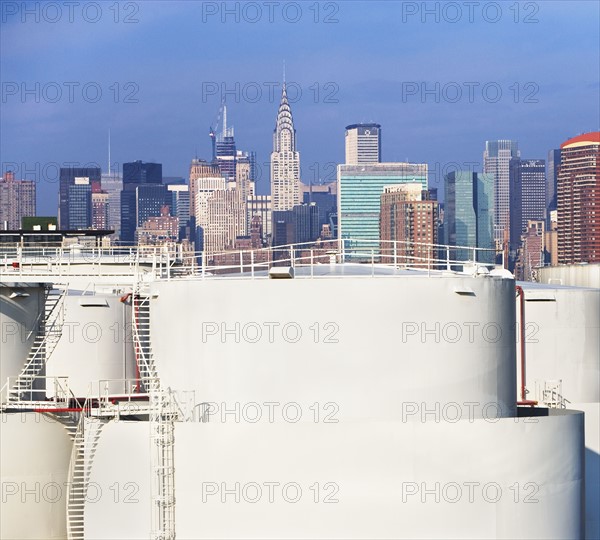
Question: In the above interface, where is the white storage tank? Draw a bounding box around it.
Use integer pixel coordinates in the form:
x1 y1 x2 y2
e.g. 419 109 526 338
520 283 600 540
0 411 72 539
0 283 46 400
46 291 137 398
519 284 600 404
149 270 517 422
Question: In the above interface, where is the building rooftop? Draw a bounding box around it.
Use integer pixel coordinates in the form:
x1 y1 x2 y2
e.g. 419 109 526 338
345 123 381 130
561 131 600 148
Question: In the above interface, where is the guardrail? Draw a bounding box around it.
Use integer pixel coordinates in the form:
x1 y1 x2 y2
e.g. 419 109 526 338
0 239 502 281
0 375 71 407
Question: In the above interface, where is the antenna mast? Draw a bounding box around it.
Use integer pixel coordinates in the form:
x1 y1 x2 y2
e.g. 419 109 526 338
108 128 111 175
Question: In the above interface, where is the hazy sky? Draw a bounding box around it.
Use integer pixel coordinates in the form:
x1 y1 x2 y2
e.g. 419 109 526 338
1 0 599 215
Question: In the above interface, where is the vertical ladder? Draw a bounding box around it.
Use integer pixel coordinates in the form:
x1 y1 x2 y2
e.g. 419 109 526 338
9 286 67 402
131 282 176 540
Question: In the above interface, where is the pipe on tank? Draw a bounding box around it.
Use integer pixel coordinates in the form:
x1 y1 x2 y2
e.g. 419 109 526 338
516 285 537 407
133 294 141 393
33 408 83 413
120 292 141 393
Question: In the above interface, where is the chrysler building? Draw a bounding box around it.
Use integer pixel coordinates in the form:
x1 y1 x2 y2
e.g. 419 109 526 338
270 82 300 211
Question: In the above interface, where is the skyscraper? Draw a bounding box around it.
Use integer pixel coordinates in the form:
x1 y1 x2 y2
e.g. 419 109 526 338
509 158 546 255
235 153 252 203
337 163 428 253
0 171 36 230
345 123 381 164
215 105 237 182
101 172 123 240
123 161 162 186
302 183 337 239
483 140 520 245
194 178 245 255
120 161 163 244
444 171 495 263
557 132 600 264
545 210 558 266
59 167 101 229
67 177 93 229
137 184 169 229
272 203 320 246
235 152 252 236
189 159 222 219
547 149 561 218
167 184 190 241
380 183 439 266
515 220 545 281
247 193 272 244
91 191 109 230
270 83 300 211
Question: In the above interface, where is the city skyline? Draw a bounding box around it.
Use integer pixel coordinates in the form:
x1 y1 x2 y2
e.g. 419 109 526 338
1 108 590 217
2 1 598 216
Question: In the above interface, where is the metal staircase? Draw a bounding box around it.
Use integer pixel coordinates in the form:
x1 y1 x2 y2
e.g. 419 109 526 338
537 379 568 409
132 282 177 540
7 286 67 402
63 401 106 540
133 285 160 391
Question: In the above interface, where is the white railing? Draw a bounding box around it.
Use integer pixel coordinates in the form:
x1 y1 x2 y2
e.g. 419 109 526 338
534 379 569 409
0 239 502 281
0 375 71 407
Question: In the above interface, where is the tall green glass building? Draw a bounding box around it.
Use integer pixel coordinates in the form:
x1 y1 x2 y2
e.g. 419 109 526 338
444 171 495 264
337 163 428 255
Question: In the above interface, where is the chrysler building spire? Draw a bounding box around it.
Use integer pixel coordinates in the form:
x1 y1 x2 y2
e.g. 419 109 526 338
270 80 300 211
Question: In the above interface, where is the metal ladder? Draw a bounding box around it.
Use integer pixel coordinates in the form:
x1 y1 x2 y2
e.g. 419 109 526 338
132 282 177 540
54 399 107 540
8 286 67 402
542 380 567 409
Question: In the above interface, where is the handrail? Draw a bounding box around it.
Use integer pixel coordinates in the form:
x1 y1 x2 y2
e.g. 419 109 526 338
0 239 502 282
0 375 71 406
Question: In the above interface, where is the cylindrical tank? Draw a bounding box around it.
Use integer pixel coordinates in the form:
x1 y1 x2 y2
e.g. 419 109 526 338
0 411 72 539
47 292 136 398
149 273 517 421
521 284 600 404
0 283 46 401
521 283 600 539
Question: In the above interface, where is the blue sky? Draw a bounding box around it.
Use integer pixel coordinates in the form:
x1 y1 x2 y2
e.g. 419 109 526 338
1 0 599 215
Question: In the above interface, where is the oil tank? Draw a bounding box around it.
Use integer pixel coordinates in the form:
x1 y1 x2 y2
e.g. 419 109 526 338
520 283 600 540
46 292 136 398
0 411 72 539
149 273 517 421
0 283 46 401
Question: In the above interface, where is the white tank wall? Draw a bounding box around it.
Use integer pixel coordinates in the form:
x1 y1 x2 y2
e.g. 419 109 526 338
0 283 45 393
521 286 600 404
47 293 136 397
521 285 600 539
149 275 517 420
84 409 584 539
0 412 71 540
538 264 600 288
577 402 600 540
84 421 151 539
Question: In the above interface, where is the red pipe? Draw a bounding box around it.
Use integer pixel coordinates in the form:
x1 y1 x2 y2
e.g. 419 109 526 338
120 291 140 393
33 408 83 413
133 294 141 393
516 285 538 407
